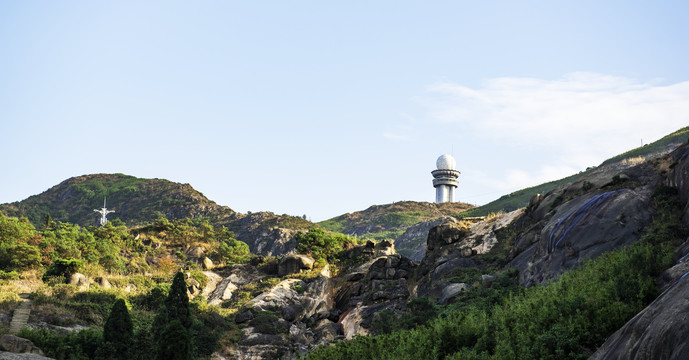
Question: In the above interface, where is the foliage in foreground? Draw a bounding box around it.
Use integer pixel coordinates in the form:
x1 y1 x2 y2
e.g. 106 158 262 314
306 186 687 359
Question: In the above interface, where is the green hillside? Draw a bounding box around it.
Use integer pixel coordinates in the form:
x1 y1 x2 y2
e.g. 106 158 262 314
0 173 237 228
461 126 689 217
318 201 474 257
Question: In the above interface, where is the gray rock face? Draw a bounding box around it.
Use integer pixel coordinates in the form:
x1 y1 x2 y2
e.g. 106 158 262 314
438 283 469 305
588 142 689 359
665 142 689 225
0 335 45 356
589 276 689 360
510 188 654 286
415 215 513 299
277 255 315 277
230 212 306 256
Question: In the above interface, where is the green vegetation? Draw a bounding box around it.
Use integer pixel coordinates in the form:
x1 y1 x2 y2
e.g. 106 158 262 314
318 202 474 258
100 299 134 360
295 227 358 263
0 213 249 359
600 126 689 166
305 185 687 359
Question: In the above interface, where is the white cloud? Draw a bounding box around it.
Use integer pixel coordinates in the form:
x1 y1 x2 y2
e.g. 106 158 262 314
423 72 689 170
421 73 689 204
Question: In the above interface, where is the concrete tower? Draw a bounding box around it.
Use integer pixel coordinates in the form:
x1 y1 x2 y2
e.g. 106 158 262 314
432 154 460 203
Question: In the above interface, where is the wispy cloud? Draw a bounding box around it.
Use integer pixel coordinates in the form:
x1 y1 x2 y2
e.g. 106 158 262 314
421 73 689 202
423 72 689 170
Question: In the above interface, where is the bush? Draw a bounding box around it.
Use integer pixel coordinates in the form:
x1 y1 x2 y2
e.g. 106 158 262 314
214 238 250 265
296 227 355 262
42 258 83 282
17 327 102 360
0 269 19 280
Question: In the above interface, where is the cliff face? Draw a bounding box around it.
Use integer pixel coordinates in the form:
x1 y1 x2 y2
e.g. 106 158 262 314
500 158 662 287
587 143 689 360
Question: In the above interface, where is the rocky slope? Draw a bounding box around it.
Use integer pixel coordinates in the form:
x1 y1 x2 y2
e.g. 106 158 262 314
586 144 689 360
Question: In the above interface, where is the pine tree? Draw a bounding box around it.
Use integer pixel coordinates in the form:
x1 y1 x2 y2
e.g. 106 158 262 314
166 271 191 328
100 298 133 360
153 271 193 360
156 320 192 360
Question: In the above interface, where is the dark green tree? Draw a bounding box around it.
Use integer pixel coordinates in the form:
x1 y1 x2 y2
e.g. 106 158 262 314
166 271 191 328
152 272 192 360
156 320 192 360
101 299 133 360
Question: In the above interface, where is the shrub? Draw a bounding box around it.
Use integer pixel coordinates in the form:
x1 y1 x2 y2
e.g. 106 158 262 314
42 258 83 282
296 227 355 262
214 237 250 265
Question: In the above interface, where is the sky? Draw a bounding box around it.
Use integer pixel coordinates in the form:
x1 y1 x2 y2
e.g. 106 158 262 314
1 1 688 222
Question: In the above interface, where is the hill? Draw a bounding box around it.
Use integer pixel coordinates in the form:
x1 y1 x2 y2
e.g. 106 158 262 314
0 173 314 256
461 125 689 217
0 173 237 228
318 201 474 259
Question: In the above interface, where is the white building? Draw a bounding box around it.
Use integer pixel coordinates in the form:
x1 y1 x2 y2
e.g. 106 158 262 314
432 154 460 203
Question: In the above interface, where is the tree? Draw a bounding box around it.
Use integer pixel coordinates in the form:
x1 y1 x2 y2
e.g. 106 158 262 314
156 320 192 360
100 299 133 360
166 271 191 328
152 272 193 360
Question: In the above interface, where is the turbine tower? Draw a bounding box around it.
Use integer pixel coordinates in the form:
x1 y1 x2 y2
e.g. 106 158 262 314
432 154 460 203
94 197 115 226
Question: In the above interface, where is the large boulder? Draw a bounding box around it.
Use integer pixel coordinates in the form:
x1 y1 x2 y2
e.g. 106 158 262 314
278 255 314 277
438 283 470 305
508 187 654 286
0 335 45 356
68 273 89 291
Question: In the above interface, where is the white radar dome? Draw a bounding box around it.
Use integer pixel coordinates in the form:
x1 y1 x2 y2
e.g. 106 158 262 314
436 154 456 170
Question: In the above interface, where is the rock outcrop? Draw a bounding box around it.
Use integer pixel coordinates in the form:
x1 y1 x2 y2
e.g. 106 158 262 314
394 216 458 261
278 255 315 277
228 212 306 256
587 142 689 359
502 159 662 287
0 335 45 356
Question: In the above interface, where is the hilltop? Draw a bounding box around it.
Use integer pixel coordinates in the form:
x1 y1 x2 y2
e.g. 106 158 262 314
0 173 314 257
318 201 474 259
0 173 237 228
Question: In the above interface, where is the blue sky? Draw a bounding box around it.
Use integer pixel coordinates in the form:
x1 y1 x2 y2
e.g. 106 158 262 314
1 1 688 221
